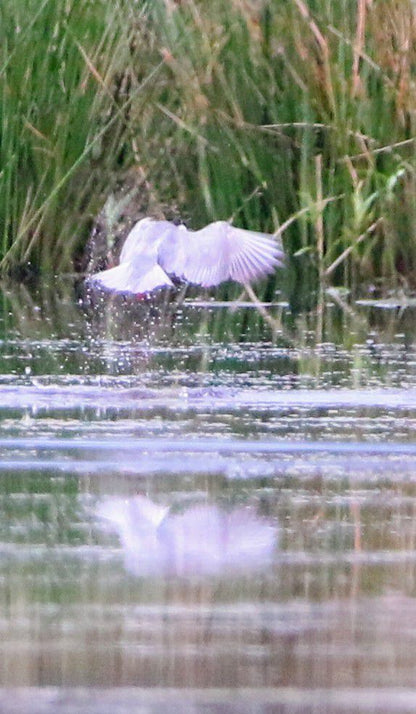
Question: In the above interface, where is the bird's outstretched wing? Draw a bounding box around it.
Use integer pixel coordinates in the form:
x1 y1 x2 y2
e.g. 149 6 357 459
159 221 283 287
226 225 284 284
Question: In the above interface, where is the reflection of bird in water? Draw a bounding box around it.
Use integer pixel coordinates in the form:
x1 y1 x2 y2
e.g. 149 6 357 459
97 495 277 577
88 218 284 296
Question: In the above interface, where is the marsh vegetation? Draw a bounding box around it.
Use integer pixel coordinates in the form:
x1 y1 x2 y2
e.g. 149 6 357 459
1 0 416 301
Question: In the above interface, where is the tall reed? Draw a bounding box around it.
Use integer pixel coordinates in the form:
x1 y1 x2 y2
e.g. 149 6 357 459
0 0 159 274
1 0 416 296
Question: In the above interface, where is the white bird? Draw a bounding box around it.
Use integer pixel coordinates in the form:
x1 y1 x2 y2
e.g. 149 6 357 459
97 495 277 577
89 217 284 295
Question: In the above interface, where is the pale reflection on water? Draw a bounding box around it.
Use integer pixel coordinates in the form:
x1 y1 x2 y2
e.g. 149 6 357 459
97 495 277 576
1 283 416 711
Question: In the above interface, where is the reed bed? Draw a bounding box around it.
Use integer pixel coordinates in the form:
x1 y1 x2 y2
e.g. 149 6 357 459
1 0 416 296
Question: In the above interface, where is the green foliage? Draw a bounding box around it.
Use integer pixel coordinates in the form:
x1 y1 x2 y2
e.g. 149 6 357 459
1 0 416 293
0 0 158 273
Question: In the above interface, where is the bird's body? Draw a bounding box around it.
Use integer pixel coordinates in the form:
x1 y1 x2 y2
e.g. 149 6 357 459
89 217 284 295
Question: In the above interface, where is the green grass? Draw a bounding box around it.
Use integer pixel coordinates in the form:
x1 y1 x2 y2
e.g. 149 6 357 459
1 0 416 296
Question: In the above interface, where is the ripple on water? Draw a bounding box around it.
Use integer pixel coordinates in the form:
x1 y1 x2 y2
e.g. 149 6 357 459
2 308 416 699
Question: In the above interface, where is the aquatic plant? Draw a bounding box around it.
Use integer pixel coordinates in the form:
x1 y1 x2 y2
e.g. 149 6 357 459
1 0 416 298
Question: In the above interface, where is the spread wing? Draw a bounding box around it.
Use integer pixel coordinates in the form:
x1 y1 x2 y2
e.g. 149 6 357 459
158 221 283 287
227 225 284 284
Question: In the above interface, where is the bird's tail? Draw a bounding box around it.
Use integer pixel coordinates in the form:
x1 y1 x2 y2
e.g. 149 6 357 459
88 261 174 295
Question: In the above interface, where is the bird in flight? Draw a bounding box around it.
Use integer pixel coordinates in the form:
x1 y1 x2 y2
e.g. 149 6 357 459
88 217 284 295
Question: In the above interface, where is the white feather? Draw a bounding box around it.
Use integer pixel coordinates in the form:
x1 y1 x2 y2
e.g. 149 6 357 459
89 217 284 295
90 261 173 294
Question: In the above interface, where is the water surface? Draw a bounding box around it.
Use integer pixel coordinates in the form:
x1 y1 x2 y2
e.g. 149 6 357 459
1 282 416 712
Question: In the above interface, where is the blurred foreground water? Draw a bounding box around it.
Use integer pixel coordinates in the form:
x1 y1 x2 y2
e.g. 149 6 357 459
1 281 416 712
